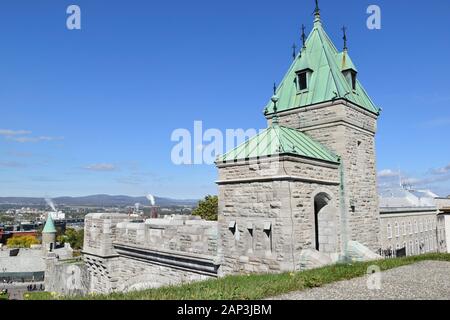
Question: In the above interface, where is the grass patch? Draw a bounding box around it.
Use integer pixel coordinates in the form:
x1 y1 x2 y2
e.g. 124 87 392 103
26 253 450 300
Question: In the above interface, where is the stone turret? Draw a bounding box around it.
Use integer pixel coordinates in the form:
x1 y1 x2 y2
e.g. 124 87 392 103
42 214 57 254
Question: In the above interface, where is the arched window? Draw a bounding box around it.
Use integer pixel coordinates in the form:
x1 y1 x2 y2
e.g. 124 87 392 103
425 219 428 232
409 240 414 256
387 223 392 239
409 221 413 235
402 222 406 235
395 222 400 237
419 220 423 233
415 220 419 234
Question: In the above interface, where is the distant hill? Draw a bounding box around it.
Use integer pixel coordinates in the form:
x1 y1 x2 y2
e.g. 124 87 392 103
0 195 199 207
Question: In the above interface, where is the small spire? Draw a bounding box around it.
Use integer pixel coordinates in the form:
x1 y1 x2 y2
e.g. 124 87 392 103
314 0 320 14
342 26 348 51
292 43 297 60
301 24 306 48
271 83 279 125
314 0 321 22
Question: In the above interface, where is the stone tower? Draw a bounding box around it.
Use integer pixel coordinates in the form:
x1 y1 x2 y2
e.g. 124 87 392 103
263 7 381 252
216 3 381 274
42 214 57 253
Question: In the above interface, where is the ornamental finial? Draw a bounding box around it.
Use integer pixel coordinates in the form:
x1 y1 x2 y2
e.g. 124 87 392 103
301 24 306 48
314 0 320 17
342 26 348 51
271 83 279 125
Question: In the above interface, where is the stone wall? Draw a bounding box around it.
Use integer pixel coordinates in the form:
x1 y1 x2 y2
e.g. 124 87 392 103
115 216 218 256
44 256 90 296
217 156 341 274
270 100 381 251
82 213 219 294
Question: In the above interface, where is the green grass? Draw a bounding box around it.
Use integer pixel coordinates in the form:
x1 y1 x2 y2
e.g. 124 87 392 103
26 253 450 300
0 293 9 301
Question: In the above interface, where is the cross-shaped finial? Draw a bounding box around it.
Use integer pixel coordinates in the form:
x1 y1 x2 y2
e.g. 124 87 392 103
342 26 348 50
301 24 306 48
292 43 297 60
273 82 277 96
314 0 320 15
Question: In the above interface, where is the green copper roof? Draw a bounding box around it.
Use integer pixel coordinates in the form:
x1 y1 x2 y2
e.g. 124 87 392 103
217 124 340 164
43 214 56 233
265 15 379 115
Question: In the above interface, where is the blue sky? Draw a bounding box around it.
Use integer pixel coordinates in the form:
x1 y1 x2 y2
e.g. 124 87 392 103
0 0 449 199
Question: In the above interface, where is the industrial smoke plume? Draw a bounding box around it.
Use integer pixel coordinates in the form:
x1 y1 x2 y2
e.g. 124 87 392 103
146 194 155 206
45 197 57 212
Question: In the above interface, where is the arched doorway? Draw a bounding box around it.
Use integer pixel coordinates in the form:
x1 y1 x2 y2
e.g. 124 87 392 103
313 192 336 253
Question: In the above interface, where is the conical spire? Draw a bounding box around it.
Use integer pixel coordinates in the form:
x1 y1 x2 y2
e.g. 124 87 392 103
43 214 56 234
263 2 379 116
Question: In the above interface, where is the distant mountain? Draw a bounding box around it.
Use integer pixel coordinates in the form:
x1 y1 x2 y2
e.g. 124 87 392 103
0 195 199 207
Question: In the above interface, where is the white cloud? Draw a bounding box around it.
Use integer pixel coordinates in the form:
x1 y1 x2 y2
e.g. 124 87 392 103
0 161 27 168
7 136 64 143
0 129 63 143
0 129 32 136
431 163 450 175
83 163 117 172
378 169 399 178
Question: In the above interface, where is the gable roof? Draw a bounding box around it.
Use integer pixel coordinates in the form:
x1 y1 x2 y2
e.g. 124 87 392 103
264 15 379 115
217 124 340 164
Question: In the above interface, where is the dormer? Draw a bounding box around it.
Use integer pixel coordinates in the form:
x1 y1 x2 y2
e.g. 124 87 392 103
339 51 358 91
342 68 357 91
295 68 313 92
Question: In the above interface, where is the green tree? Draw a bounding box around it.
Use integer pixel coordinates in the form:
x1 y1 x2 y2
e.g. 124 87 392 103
7 235 39 248
58 228 84 250
192 195 218 221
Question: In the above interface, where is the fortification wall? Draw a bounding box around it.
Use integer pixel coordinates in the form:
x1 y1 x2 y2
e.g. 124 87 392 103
44 257 91 296
82 213 219 294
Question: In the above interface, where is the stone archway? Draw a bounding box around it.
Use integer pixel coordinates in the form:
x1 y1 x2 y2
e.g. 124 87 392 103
313 192 337 254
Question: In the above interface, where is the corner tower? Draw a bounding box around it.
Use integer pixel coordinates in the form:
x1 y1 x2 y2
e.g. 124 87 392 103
42 214 57 253
264 5 381 251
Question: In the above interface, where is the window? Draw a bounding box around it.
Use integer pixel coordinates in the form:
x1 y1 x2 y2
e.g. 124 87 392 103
409 221 413 235
343 69 357 90
264 222 273 253
402 222 406 235
430 236 434 251
387 223 392 239
419 221 423 233
298 72 307 90
409 240 414 256
414 220 418 234
395 222 400 237
296 68 313 92
415 240 419 254
425 219 428 232
351 72 357 90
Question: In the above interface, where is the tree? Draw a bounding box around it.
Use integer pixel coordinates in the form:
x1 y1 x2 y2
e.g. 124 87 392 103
192 195 218 221
58 228 84 250
7 235 39 248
